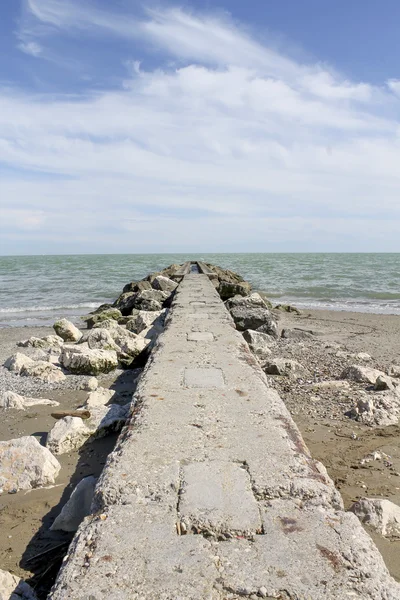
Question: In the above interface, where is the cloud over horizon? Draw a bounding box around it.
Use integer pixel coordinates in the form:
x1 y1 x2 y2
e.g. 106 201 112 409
1 0 400 254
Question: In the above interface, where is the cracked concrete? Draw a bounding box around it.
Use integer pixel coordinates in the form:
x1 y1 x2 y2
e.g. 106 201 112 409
49 275 400 600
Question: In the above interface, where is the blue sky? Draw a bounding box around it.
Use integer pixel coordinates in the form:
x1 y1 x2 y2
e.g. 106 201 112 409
1 0 400 254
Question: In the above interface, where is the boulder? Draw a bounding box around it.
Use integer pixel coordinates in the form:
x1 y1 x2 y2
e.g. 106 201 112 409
87 328 119 351
341 365 386 385
117 335 150 359
122 280 152 294
0 391 59 410
50 476 97 532
92 318 120 331
46 404 129 455
135 289 169 311
79 377 98 391
126 310 164 334
20 360 66 383
0 436 61 494
151 275 178 293
375 375 395 391
0 569 37 600
53 318 82 342
206 264 245 284
242 330 274 361
350 498 400 537
4 353 34 374
218 280 252 301
388 365 400 378
281 328 314 341
84 309 122 329
225 294 278 336
264 358 308 378
60 347 118 375
85 387 114 408
46 416 91 455
17 335 63 350
346 391 400 426
112 292 138 315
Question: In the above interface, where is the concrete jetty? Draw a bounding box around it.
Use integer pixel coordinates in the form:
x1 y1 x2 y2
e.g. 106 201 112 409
49 274 400 599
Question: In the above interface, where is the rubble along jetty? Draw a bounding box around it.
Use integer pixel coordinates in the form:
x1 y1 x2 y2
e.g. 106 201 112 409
48 264 400 600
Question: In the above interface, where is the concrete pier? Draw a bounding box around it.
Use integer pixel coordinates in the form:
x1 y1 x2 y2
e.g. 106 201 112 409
49 275 400 599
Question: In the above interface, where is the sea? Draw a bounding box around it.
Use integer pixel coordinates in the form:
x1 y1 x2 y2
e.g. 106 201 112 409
0 253 399 327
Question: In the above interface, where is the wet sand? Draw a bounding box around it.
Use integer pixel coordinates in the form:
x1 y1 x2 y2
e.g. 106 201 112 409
1 309 400 593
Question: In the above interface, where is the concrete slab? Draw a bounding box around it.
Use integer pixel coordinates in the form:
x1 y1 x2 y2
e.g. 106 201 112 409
179 461 261 535
184 368 224 388
187 332 215 342
188 313 209 319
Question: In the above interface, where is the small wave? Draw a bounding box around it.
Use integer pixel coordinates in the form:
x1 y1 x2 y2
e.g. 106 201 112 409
0 302 100 314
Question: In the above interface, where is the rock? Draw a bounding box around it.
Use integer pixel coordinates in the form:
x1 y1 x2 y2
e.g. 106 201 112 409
226 294 278 336
60 347 118 375
274 304 301 315
17 335 64 349
217 280 252 301
375 375 395 391
117 335 150 359
112 292 139 315
242 330 274 361
46 405 129 455
151 275 178 293
0 436 61 494
312 380 350 391
85 387 114 408
84 309 122 329
0 569 37 600
20 361 66 383
264 358 308 378
356 352 372 361
135 289 169 311
4 353 34 374
92 318 120 331
53 318 82 342
0 391 59 410
205 264 245 285
341 364 386 385
87 328 120 351
126 310 164 334
388 365 400 378
46 416 91 455
50 476 97 532
79 377 98 391
122 280 152 294
281 328 314 340
346 391 400 426
350 498 400 537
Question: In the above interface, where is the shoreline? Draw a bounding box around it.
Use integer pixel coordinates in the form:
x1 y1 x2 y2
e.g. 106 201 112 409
1 269 400 595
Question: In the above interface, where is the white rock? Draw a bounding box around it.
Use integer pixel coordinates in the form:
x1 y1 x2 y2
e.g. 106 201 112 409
79 377 98 391
151 275 178 293
242 329 275 362
60 347 118 375
350 497 400 537
388 365 400 378
17 335 63 350
84 387 114 408
46 416 91 455
0 436 61 494
264 358 308 378
50 476 97 532
118 335 150 358
0 391 25 410
347 391 400 426
0 568 37 600
126 310 163 334
0 391 59 410
341 364 386 385
4 353 34 374
356 352 372 361
374 375 395 391
312 380 350 391
87 328 119 351
53 318 83 342
20 361 66 383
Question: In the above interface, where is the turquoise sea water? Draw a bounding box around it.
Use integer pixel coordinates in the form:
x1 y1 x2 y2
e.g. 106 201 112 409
0 253 399 326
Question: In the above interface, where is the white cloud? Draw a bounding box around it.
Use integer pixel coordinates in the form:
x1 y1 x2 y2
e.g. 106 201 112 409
3 1 400 252
17 40 42 56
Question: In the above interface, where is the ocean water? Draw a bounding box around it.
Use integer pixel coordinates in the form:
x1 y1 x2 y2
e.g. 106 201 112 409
0 253 399 327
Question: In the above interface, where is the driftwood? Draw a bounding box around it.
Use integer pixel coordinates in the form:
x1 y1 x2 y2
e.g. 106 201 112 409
51 410 91 420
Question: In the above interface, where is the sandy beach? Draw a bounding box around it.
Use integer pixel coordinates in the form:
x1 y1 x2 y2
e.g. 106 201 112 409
1 306 400 594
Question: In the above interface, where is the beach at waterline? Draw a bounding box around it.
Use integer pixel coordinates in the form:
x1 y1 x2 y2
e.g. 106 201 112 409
1 256 400 596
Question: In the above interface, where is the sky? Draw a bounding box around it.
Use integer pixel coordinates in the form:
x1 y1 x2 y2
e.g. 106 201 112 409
1 1 400 254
